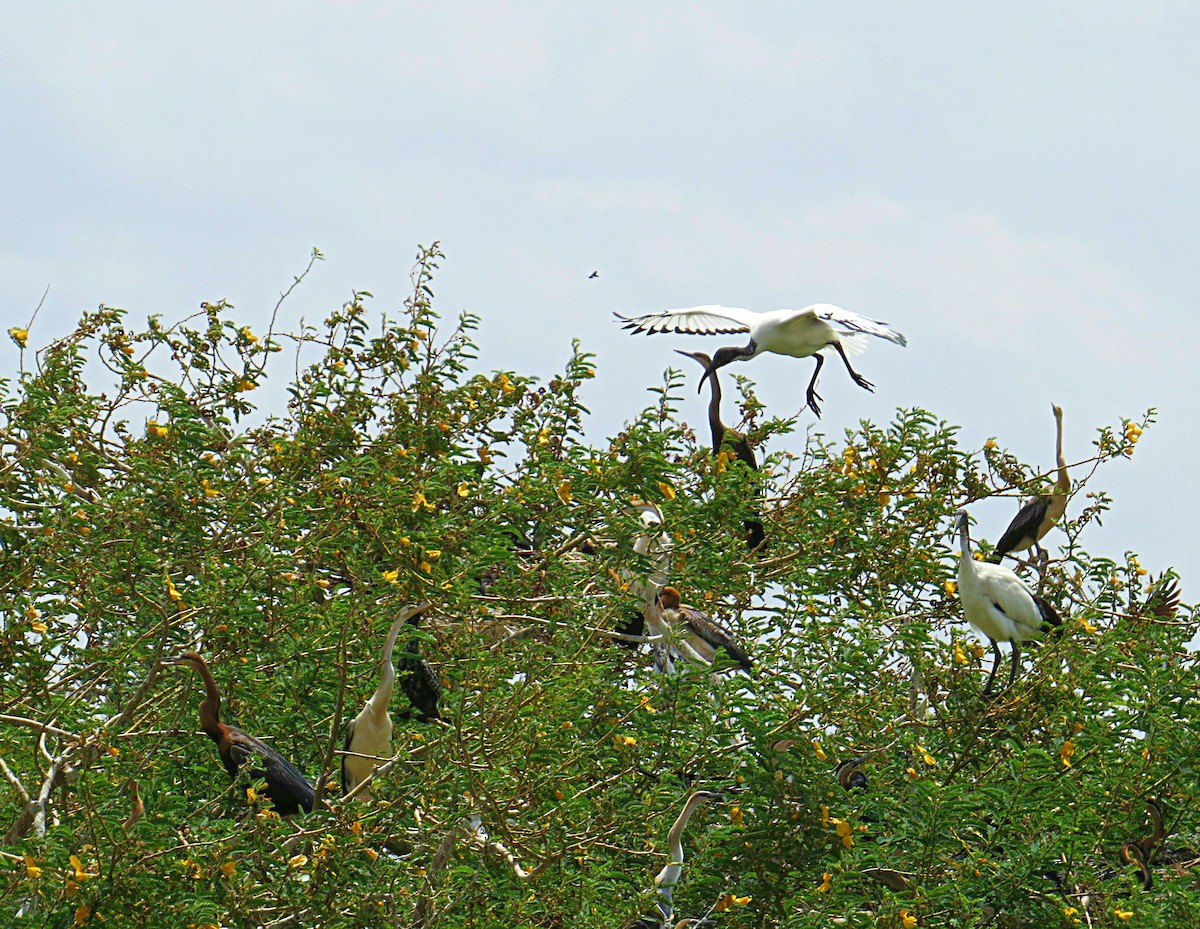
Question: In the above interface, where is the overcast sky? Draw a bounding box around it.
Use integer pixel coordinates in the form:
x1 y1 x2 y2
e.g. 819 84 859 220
3 3 1196 595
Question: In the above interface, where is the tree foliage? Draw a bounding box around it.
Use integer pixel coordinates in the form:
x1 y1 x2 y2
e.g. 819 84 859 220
1 246 1196 928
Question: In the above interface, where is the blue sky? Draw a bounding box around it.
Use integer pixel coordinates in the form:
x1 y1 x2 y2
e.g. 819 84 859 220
2 3 1196 593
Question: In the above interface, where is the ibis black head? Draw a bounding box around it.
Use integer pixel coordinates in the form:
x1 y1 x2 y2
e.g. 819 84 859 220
698 345 747 393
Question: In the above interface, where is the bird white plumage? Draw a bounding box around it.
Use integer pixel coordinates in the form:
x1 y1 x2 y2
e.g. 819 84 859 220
343 601 432 799
955 509 1061 695
628 790 723 928
614 304 906 417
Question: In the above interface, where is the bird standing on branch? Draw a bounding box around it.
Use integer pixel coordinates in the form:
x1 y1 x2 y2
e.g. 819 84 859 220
955 510 1062 695
676 349 766 552
615 304 906 418
992 404 1069 565
343 601 435 799
655 587 753 673
172 652 315 815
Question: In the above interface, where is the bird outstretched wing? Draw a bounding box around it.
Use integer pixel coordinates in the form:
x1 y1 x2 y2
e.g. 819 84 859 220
814 305 908 347
614 306 759 336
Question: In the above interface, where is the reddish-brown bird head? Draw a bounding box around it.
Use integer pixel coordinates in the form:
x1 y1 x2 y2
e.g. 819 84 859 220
658 586 682 610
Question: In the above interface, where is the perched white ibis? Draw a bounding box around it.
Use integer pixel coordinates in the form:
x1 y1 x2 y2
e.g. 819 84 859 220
614 499 675 650
955 510 1062 695
342 601 434 799
615 304 906 417
991 404 1069 564
628 790 724 928
655 587 753 673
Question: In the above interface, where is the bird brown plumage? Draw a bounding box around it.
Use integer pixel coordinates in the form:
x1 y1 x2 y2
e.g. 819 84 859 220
173 652 315 815
656 587 752 672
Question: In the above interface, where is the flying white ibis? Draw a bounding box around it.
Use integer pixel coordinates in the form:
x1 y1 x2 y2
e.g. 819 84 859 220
655 587 753 673
615 304 906 418
955 510 1062 695
991 404 1069 564
628 790 723 929
342 601 433 799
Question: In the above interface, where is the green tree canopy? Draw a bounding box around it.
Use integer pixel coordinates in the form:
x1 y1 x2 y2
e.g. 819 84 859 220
1 246 1195 928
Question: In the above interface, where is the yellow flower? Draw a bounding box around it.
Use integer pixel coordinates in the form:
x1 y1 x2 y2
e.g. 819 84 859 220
730 805 744 827
239 326 259 344
918 745 937 766
363 847 380 861
148 423 169 437
944 580 957 596
905 767 918 781
1060 740 1075 768
8 327 29 347
900 910 918 928
288 854 308 869
833 818 853 848
556 480 572 504
714 893 752 912
31 620 48 634
220 860 236 878
74 905 90 925
246 786 259 804
953 642 967 665
1114 910 1133 921
382 570 399 584
69 855 93 881
23 854 41 879
1080 617 1098 635
811 739 828 761
984 438 997 450
456 481 470 497
657 481 676 501
818 872 833 892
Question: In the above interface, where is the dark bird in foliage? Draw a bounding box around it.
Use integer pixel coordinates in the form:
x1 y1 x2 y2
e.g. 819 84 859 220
343 601 436 799
627 790 723 929
1133 573 1182 620
675 349 766 551
1120 798 1166 890
172 652 315 815
835 757 869 791
656 586 753 673
615 304 906 418
991 404 1069 565
955 509 1062 696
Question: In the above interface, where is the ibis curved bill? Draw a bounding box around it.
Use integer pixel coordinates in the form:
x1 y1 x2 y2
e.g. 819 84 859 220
615 304 906 417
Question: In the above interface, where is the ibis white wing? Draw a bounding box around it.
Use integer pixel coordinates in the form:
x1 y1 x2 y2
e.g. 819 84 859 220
614 305 759 336
974 563 1044 639
814 304 908 347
